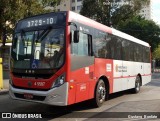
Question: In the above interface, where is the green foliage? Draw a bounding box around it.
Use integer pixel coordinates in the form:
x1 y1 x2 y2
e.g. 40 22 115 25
80 0 149 27
111 4 135 26
80 0 111 26
41 0 61 7
117 16 160 52
153 45 160 59
127 0 150 12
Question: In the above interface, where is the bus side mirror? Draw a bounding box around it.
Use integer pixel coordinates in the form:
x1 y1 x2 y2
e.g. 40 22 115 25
74 31 79 43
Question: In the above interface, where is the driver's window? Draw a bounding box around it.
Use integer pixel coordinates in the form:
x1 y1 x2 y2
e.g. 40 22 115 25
71 31 89 56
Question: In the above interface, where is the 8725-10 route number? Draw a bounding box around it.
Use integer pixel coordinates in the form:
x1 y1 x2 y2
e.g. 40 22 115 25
34 82 45 87
27 17 57 28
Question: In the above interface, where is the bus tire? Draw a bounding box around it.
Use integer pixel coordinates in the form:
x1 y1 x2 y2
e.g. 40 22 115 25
92 79 106 107
132 76 141 93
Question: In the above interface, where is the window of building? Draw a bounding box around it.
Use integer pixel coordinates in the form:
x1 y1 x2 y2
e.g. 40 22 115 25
77 5 82 10
72 6 75 11
57 1 60 5
77 0 82 2
72 0 75 2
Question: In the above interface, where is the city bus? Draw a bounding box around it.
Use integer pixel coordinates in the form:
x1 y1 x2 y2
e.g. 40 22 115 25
9 11 151 107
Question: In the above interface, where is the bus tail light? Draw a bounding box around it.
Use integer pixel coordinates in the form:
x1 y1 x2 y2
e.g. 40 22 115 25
51 74 65 88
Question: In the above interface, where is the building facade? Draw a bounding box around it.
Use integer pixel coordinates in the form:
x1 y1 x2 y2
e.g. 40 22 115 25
139 2 152 20
56 0 83 13
56 0 71 11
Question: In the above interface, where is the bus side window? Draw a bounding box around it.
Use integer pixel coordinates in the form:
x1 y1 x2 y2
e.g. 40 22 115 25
93 31 109 58
143 47 150 63
88 35 93 56
122 39 130 61
71 31 90 56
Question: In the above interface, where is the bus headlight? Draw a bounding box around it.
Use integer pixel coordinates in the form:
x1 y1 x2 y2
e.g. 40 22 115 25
51 74 65 88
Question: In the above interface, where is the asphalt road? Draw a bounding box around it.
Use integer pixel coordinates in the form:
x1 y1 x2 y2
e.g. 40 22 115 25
147 73 160 87
0 73 160 121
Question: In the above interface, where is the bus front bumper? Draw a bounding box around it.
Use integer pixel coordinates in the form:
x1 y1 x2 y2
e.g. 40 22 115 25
9 82 69 106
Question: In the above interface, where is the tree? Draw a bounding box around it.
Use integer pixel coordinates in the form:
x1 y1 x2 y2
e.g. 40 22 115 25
0 0 17 46
41 0 61 8
80 0 160 52
153 45 160 59
117 16 160 52
0 0 61 46
80 0 115 26
111 4 135 27
80 0 149 27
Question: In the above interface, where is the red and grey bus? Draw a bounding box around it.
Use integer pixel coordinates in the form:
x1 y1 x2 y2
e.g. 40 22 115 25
9 11 151 107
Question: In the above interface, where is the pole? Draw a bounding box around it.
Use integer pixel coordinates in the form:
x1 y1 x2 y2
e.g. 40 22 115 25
0 58 3 89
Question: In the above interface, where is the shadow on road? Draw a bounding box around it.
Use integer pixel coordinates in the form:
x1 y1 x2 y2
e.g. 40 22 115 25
6 89 135 120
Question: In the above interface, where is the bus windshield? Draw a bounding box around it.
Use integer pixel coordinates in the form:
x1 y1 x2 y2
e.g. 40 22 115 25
11 28 65 69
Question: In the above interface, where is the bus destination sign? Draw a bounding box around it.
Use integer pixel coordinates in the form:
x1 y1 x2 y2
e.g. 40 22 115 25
21 16 57 28
27 16 57 28
16 12 66 30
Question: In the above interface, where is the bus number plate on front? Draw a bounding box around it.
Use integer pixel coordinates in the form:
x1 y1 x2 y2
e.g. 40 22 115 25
34 82 45 87
24 93 33 100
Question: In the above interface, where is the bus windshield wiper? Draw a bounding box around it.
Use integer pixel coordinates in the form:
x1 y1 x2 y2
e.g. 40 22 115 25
35 26 52 43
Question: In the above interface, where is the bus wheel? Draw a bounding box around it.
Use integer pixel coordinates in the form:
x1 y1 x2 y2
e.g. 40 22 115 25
93 79 106 107
132 76 141 93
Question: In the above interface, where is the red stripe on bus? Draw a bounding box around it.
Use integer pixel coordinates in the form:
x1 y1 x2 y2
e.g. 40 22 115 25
114 74 151 79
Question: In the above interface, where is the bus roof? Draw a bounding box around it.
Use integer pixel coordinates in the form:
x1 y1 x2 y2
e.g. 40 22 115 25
68 11 150 47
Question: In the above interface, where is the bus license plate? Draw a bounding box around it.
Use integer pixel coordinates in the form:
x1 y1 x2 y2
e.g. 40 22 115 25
24 93 33 99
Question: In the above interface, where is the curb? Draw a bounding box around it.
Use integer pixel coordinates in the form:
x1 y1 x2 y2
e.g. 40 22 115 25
0 89 9 95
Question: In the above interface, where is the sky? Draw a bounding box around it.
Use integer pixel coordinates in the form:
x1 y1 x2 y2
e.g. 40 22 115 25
151 0 160 25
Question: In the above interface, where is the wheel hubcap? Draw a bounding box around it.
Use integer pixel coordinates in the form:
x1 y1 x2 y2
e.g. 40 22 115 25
98 85 106 103
136 81 140 91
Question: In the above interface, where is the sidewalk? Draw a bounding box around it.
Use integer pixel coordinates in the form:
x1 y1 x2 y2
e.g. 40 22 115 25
0 79 9 94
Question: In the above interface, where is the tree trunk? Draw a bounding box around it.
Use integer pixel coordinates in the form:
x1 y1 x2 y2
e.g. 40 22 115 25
2 28 6 46
0 17 2 35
